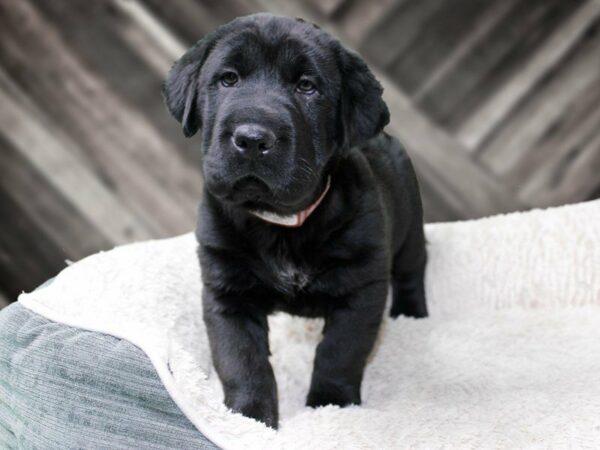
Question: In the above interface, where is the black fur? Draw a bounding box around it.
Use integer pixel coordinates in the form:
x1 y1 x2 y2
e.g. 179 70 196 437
163 13 427 429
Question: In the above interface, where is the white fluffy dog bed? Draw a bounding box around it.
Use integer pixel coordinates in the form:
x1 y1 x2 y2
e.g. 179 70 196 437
18 200 600 449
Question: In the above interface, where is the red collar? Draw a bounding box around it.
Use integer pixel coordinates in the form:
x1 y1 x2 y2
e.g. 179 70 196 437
249 176 331 227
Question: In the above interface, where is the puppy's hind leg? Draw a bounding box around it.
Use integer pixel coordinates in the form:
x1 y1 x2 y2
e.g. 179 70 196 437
390 224 428 319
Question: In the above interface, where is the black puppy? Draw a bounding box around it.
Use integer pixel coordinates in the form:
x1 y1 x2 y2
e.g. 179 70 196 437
163 13 427 429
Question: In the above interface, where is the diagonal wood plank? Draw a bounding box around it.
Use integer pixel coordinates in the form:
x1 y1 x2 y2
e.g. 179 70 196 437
412 0 516 103
357 0 443 69
304 0 349 18
490 41 600 195
518 106 600 206
0 69 155 245
140 0 258 45
333 0 399 47
117 0 188 66
416 0 580 131
0 133 113 260
113 0 187 75
0 0 201 235
117 0 187 60
28 0 203 171
458 0 600 151
389 0 499 97
478 20 600 179
0 187 79 299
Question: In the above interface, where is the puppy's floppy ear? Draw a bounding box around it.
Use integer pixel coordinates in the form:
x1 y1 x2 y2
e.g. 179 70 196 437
162 27 227 137
337 46 390 149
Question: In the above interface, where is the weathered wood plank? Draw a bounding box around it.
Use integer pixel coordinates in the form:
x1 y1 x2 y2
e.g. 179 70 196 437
517 91 600 206
0 71 158 244
28 0 200 168
303 0 348 18
0 0 200 236
332 0 398 47
0 130 117 299
388 0 492 96
526 128 600 206
0 133 114 258
0 189 70 299
478 19 600 180
412 0 516 103
493 40 600 193
458 0 600 151
141 0 258 45
116 0 188 67
417 0 582 130
358 0 443 69
112 0 187 72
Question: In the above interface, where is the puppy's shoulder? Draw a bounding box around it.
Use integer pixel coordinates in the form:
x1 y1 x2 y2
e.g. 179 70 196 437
353 132 412 182
363 132 409 163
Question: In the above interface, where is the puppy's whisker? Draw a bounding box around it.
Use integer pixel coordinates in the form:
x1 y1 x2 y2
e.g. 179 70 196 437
296 158 316 182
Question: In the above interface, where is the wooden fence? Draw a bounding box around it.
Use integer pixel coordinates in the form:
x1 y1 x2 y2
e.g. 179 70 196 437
0 0 598 303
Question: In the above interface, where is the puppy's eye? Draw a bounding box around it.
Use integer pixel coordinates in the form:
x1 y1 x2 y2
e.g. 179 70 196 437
296 79 316 94
220 71 238 87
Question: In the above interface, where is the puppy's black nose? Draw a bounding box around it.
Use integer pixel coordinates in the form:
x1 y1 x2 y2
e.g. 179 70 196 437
232 124 275 157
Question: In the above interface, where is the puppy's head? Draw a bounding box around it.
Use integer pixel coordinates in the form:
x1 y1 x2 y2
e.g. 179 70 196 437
163 14 389 214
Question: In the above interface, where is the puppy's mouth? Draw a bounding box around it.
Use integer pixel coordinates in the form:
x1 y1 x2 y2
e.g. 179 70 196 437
223 175 311 215
226 176 273 205
213 170 327 215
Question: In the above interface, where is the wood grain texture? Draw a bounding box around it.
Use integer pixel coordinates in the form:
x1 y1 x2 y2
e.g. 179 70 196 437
304 0 348 18
0 69 155 244
478 16 600 182
387 0 491 96
458 0 600 151
360 0 444 69
417 0 584 130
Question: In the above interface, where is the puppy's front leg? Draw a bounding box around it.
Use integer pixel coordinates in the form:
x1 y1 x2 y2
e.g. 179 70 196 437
306 281 387 408
203 290 278 428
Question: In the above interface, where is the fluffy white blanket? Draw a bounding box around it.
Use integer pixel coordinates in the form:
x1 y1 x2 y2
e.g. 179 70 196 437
19 200 600 449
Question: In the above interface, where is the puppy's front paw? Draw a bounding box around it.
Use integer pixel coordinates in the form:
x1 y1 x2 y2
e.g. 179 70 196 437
390 295 428 319
390 286 428 319
226 392 278 429
306 379 361 408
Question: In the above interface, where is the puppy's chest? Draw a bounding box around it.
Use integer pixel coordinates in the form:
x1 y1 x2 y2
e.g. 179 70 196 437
263 253 312 295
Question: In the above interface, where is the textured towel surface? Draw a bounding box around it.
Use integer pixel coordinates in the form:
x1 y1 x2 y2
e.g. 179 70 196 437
19 200 600 449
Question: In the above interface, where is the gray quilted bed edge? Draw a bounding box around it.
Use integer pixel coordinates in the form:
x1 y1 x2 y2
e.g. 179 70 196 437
0 302 218 450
